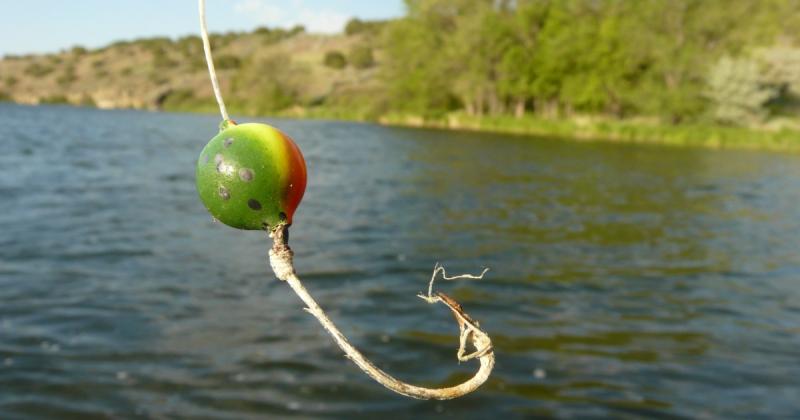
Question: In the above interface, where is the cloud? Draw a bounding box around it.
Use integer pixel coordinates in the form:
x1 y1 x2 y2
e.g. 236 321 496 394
235 0 350 34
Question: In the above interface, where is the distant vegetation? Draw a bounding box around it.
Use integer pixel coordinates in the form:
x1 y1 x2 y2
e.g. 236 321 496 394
349 46 375 69
344 18 389 36
381 0 800 127
323 51 347 69
23 63 54 78
1 0 799 149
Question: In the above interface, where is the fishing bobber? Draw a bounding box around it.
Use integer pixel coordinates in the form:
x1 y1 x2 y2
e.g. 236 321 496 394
196 122 307 230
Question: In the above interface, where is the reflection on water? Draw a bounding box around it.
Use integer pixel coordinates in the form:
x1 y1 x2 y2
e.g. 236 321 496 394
1 104 799 418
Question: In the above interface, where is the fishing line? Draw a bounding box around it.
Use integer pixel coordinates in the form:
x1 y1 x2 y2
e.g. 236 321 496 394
199 0 229 122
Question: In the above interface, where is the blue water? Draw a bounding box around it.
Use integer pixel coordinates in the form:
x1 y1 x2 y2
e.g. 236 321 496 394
1 103 800 418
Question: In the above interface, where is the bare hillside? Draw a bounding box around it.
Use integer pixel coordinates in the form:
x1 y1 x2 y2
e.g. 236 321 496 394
0 26 383 117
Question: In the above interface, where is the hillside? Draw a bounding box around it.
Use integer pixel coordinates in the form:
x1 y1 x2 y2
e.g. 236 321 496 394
0 24 384 118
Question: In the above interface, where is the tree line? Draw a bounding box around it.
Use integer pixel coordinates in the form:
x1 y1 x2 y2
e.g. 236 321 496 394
3 0 799 129
380 0 800 125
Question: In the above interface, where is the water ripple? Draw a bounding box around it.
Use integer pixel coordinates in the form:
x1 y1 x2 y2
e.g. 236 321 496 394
1 104 800 418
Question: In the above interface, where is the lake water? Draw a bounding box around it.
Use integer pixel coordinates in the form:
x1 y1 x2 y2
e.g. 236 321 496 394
1 103 800 418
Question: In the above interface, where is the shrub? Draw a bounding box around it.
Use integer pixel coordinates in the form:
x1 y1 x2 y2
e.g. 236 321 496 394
189 56 207 71
148 72 170 85
70 46 88 56
707 56 778 124
5 76 17 87
208 34 228 49
109 40 132 49
152 49 177 69
232 54 301 114
177 35 202 57
258 26 304 45
323 51 347 69
24 63 54 77
40 94 69 104
216 54 241 69
344 18 387 36
345 18 363 36
758 46 800 115
159 89 215 112
161 89 196 108
78 94 95 107
57 67 78 86
250 81 296 114
139 37 172 53
349 46 375 69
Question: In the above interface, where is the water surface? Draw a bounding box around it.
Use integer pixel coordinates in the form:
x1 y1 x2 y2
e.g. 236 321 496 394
1 104 800 418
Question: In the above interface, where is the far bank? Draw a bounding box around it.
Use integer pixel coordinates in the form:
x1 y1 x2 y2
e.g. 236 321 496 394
379 113 800 153
3 99 799 152
286 108 800 153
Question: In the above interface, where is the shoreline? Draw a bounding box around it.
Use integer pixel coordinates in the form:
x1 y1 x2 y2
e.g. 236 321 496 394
4 101 799 152
373 113 800 153
273 107 800 152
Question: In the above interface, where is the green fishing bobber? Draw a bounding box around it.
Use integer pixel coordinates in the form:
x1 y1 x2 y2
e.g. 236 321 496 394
196 121 307 230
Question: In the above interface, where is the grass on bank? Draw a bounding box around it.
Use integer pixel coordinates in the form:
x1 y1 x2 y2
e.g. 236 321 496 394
378 112 800 152
153 94 800 152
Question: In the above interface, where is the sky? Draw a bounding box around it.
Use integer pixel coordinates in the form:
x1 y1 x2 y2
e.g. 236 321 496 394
0 0 406 57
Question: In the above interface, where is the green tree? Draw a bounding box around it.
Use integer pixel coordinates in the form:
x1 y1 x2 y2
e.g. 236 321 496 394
70 45 88 56
345 18 367 36
496 0 550 118
323 51 347 69
445 0 512 116
707 55 778 124
345 18 387 36
381 1 457 116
